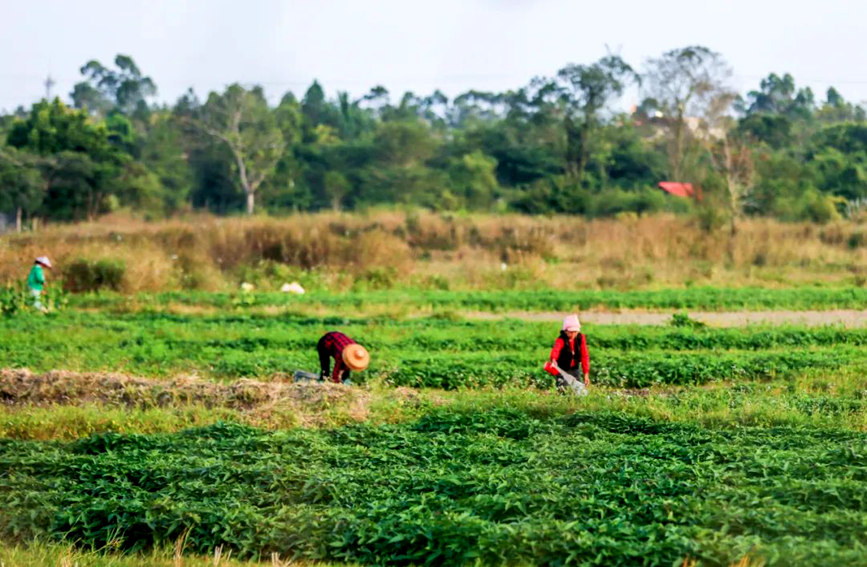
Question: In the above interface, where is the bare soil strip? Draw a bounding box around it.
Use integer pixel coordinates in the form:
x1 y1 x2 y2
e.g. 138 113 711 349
466 309 867 327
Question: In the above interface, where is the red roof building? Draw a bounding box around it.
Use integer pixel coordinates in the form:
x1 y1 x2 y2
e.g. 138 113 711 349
658 182 695 198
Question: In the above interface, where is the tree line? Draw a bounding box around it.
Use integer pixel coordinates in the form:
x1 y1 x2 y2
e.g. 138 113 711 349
1 47 865 230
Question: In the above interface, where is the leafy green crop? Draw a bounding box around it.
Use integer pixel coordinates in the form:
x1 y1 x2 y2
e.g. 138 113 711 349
0 310 863 388
2 411 866 565
2 290 866 565
383 349 853 389
68 286 867 312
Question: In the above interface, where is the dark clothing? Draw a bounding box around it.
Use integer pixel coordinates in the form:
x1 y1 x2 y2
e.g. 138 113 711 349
550 331 590 375
317 331 357 383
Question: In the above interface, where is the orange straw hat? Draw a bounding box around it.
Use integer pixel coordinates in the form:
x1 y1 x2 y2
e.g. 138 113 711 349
342 344 370 371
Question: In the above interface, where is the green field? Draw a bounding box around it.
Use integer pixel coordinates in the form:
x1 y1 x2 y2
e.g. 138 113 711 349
67 286 867 312
1 287 867 566
1 309 866 388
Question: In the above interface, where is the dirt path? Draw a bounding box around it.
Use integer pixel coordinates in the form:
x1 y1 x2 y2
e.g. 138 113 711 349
466 309 867 327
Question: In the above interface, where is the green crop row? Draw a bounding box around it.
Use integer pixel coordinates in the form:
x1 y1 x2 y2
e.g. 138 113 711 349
381 348 856 389
2 410 866 566
127 321 867 353
68 286 867 312
0 311 862 388
7 310 867 354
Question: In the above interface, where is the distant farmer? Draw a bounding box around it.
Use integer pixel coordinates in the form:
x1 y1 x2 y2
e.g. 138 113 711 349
544 314 590 391
317 331 370 384
26 256 52 312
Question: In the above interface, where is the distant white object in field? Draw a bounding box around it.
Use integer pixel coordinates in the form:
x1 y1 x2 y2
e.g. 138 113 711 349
281 282 306 294
240 282 255 292
500 262 508 271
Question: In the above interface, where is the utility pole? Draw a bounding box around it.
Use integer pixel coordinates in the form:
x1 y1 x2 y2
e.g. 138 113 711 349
44 75 55 100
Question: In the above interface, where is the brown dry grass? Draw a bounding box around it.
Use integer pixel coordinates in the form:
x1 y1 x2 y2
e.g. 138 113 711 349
1 211 865 292
0 369 371 428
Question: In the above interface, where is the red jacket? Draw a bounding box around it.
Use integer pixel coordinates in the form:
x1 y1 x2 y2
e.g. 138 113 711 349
546 333 589 376
318 331 357 382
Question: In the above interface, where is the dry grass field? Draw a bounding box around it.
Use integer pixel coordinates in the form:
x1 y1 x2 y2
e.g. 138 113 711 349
1 212 865 293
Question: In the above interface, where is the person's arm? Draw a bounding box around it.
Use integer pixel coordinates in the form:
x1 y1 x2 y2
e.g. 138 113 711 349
331 357 345 383
580 334 590 386
318 338 331 381
549 338 563 365
545 338 563 376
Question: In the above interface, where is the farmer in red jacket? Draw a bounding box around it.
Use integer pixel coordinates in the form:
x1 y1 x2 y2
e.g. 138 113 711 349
545 314 590 388
317 331 370 383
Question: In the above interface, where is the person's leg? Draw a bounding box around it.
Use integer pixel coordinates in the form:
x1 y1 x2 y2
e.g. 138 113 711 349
317 337 331 381
341 369 352 384
30 289 44 311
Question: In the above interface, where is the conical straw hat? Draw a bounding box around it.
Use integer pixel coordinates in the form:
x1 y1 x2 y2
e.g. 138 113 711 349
342 344 370 371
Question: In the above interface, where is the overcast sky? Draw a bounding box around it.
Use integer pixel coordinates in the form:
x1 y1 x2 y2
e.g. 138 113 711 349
2 0 866 112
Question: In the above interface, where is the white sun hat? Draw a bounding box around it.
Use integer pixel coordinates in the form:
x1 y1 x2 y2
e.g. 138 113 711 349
561 314 581 332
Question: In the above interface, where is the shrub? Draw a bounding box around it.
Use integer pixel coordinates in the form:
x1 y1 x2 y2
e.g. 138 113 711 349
62 258 126 293
670 311 707 329
353 267 398 290
0 285 27 316
791 191 844 224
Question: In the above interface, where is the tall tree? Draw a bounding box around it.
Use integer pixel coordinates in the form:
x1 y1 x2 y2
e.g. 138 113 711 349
736 73 820 150
300 81 342 142
742 73 815 120
7 99 118 160
816 87 867 124
39 151 104 221
643 46 732 182
702 91 754 235
139 111 193 214
0 147 44 230
71 55 157 118
360 85 391 118
555 55 638 182
323 170 351 211
807 124 867 201
448 150 500 209
194 84 285 215
7 99 127 221
450 90 503 127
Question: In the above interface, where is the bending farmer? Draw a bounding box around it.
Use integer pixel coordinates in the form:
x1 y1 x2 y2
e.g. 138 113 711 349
26 256 52 311
317 331 370 383
545 314 590 388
